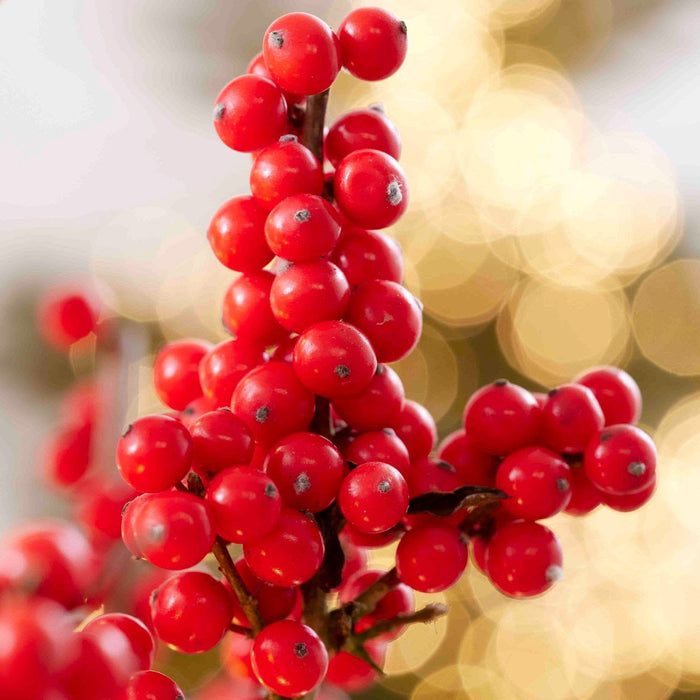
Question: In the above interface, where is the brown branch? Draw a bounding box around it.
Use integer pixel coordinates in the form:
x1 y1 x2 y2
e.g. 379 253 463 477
347 568 400 623
355 603 448 644
228 623 254 639
310 396 333 440
301 89 330 164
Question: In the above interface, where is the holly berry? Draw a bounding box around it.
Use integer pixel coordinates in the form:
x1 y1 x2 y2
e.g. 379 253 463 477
190 409 255 473
153 340 212 411
601 478 656 512
325 641 386 693
541 384 605 454
77 479 139 541
486 520 563 599
82 613 155 672
343 429 411 479
117 415 192 493
407 457 461 498
392 399 437 461
330 226 403 287
436 429 496 487
263 13 341 96
41 422 92 488
251 620 329 698
584 424 657 495
38 286 99 351
125 670 185 700
575 365 642 426
564 460 603 516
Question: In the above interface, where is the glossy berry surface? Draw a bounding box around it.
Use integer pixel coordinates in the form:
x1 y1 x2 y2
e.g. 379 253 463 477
251 620 329 698
151 572 234 653
325 108 401 167
396 524 468 593
344 429 411 479
263 13 341 96
392 399 437 460
244 509 324 586
330 226 403 287
436 429 496 487
232 362 315 445
496 447 572 520
338 7 407 81
541 384 605 454
153 340 211 411
206 466 282 544
190 409 255 473
335 149 409 229
38 287 99 350
207 195 272 272
117 415 192 493
463 380 541 456
575 365 642 426
264 432 345 512
564 460 603 516
407 457 461 498
293 320 377 397
325 642 386 693
584 424 657 495
214 75 287 152
250 138 324 209
601 478 656 512
125 670 185 700
486 520 563 598
339 461 409 533
83 613 155 672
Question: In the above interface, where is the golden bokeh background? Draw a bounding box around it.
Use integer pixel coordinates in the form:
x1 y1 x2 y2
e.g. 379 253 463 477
2 0 700 698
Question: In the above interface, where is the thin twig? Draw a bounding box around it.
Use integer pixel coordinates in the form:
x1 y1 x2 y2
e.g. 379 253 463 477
350 567 400 621
355 603 448 644
301 89 330 163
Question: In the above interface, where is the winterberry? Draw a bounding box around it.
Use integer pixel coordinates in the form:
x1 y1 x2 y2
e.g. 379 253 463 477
601 478 656 512
325 641 386 693
343 428 411 479
575 365 642 426
125 670 185 700
41 422 92 488
83 613 155 672
190 409 254 474
564 459 603 516
407 457 462 498
153 340 212 411
392 399 437 461
436 429 496 487
37 286 99 351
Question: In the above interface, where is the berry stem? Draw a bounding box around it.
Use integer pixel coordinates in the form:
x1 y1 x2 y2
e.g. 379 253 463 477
301 89 330 164
310 396 333 440
346 567 400 623
354 603 448 644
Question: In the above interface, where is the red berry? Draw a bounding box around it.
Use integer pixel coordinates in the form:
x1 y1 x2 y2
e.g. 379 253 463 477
392 399 437 461
486 520 563 598
263 13 341 96
396 524 468 593
325 641 386 693
332 364 404 432
265 194 340 261
190 409 255 474
38 286 99 350
117 415 192 493
345 279 422 363
269 334 297 364
264 432 345 512
338 531 368 585
293 321 377 397
436 429 496 487
584 424 657 495
247 51 303 106
214 75 287 152
220 630 256 680
270 260 350 333
575 366 642 426
251 138 324 210
339 461 409 533
407 457 462 498
222 272 287 347
153 340 212 411
251 620 329 698
83 613 155 672
208 196 272 273
206 466 282 544
343 429 411 479
244 509 324 586
122 492 215 570
232 362 315 445
601 477 656 512
77 480 139 541
335 149 409 229
338 7 407 81
41 422 92 488
125 670 185 700
541 384 605 454
326 108 401 168
342 522 402 549
463 380 541 456
564 460 603 516
151 572 234 653
495 447 572 521
330 226 403 287
179 395 217 429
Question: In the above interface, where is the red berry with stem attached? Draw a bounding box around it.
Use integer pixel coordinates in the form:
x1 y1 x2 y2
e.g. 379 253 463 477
214 75 287 152
542 384 605 454
125 670 185 700
601 477 656 512
151 572 234 653
244 509 324 586
250 138 324 210
338 7 407 81
222 272 287 347
122 492 215 570
265 194 340 261
270 260 350 333
38 286 99 350
325 107 401 168
251 620 329 698
83 613 155 672
335 149 409 229
564 459 603 516
345 279 422 363
496 447 572 521
263 13 341 96
344 428 411 479
330 226 403 287
232 362 315 445
264 432 345 512
575 365 642 426
206 466 282 544
392 399 437 460
208 195 272 273
117 415 192 493
584 424 657 495
293 320 377 397
153 340 212 411
339 461 409 533
41 422 92 488
436 429 497 487
463 380 541 456
332 364 404 432
190 409 254 474
486 520 563 598
407 457 462 498
396 524 468 593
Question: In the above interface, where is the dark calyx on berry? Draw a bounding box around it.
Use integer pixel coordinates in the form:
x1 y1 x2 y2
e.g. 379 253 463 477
255 406 270 423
